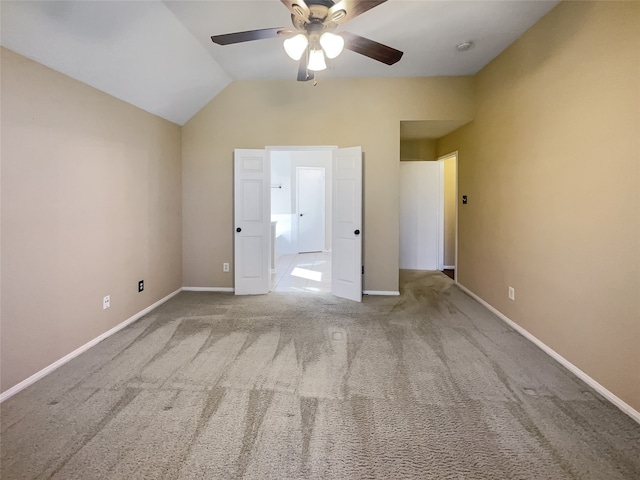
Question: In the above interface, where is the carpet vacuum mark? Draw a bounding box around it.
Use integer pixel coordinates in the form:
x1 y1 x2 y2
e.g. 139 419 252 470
2 271 639 479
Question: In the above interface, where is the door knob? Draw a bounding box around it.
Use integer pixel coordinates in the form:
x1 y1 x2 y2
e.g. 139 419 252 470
354 229 360 235
236 227 241 233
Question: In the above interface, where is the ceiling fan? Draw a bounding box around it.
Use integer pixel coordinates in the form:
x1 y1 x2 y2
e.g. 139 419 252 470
210 0 404 82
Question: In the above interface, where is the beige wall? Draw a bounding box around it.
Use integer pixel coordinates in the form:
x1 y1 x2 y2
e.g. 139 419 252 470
400 139 436 161
437 2 640 411
0 48 183 393
182 77 474 291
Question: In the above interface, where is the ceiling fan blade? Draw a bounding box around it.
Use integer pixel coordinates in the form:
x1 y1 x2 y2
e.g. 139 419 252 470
297 55 315 82
281 0 310 22
340 31 403 65
211 27 286 46
328 0 387 24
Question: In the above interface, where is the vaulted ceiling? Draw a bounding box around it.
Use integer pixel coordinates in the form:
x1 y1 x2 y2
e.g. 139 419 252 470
1 1 559 126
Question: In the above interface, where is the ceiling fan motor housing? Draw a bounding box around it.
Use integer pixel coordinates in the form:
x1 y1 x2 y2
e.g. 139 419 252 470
291 1 346 31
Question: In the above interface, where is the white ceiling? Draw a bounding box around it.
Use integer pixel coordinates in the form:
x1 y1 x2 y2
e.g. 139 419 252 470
1 0 559 126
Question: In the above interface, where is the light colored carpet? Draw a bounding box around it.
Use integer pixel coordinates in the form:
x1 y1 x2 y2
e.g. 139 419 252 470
2 270 639 479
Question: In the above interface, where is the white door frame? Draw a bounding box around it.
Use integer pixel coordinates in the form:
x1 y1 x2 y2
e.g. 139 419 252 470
437 160 445 271
436 151 458 281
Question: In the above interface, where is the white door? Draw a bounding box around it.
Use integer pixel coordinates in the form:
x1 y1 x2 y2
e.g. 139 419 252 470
234 149 270 295
297 167 325 253
399 161 441 270
332 147 362 302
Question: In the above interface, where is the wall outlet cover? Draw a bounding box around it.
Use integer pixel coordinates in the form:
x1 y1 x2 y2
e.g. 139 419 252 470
138 280 144 292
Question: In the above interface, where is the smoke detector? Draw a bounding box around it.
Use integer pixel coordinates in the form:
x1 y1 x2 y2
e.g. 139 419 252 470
456 41 474 52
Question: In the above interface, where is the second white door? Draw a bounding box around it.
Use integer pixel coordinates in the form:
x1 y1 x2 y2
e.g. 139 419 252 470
331 147 362 302
234 149 270 295
297 167 325 253
399 161 441 270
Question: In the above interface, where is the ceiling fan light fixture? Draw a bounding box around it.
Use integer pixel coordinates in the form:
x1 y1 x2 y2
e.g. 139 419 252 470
319 32 345 59
284 34 309 60
307 49 327 71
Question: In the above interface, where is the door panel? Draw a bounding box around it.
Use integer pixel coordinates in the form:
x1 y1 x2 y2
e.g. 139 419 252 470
239 236 263 278
234 149 270 295
241 180 264 221
399 161 441 270
332 147 362 302
297 167 325 253
335 237 356 282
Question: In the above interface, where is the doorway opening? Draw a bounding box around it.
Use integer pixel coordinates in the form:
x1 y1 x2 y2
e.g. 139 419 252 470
398 145 458 281
438 151 458 281
234 146 362 301
270 149 332 293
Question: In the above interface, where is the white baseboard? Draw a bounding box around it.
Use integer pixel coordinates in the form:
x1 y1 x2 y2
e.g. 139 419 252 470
182 287 234 292
0 288 182 404
456 283 640 425
443 265 455 270
363 290 400 296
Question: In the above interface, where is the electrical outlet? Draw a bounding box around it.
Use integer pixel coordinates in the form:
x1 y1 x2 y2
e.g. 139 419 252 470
138 280 144 292
223 263 230 272
103 295 110 309
508 286 515 301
